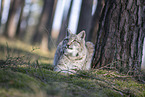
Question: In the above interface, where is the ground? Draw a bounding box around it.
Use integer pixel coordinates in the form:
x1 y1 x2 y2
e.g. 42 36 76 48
0 36 145 97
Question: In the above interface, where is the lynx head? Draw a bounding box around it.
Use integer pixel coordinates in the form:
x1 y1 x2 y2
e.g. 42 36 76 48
62 29 86 59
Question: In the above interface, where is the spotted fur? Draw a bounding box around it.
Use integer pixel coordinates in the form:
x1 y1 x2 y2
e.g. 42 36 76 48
53 30 94 74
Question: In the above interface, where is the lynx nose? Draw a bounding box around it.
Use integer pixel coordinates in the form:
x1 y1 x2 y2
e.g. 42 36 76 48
66 44 69 48
66 42 71 48
67 42 71 45
66 45 69 48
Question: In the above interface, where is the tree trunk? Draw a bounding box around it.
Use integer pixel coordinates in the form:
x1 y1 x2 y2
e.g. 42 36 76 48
142 0 145 69
20 1 33 41
92 0 145 76
76 0 93 37
41 0 57 50
3 0 15 37
56 0 73 45
46 0 57 50
32 0 49 43
32 0 57 50
3 0 23 38
87 0 105 43
15 1 25 38
0 0 4 26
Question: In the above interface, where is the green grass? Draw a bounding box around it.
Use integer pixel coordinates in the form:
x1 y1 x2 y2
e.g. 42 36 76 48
0 36 145 97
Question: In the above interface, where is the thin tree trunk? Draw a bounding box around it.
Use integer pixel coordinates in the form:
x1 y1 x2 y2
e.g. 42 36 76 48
20 1 33 40
32 0 48 43
0 0 4 26
0 0 1 26
143 1 145 36
76 0 93 37
15 1 25 38
32 0 57 51
3 0 15 37
3 0 22 38
87 0 105 43
40 0 57 50
92 0 145 76
46 0 57 50
56 0 73 45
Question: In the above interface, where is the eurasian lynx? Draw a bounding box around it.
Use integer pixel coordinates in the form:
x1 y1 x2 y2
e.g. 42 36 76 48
53 30 94 73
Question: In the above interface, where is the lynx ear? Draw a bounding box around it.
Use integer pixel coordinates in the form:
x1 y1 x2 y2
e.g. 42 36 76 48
77 30 86 39
66 29 72 36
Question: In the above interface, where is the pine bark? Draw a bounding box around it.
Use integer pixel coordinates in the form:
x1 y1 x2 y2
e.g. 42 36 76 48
92 0 145 75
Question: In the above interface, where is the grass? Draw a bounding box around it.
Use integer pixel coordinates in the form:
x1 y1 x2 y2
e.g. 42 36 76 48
0 36 145 97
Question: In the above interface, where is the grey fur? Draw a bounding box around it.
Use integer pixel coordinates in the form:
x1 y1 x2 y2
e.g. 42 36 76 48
53 30 94 74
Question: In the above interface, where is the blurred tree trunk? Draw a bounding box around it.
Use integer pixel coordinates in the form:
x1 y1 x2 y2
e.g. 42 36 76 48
15 1 25 38
143 1 145 36
76 0 93 37
3 0 22 38
142 0 145 69
3 0 15 37
0 0 4 26
56 0 73 45
20 1 33 40
87 0 105 43
45 0 57 50
32 0 57 50
32 0 48 43
92 0 145 76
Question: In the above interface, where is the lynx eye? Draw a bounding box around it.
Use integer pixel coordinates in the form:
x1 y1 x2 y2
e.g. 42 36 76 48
69 48 73 50
64 38 68 41
73 40 81 45
63 39 68 43
67 45 73 49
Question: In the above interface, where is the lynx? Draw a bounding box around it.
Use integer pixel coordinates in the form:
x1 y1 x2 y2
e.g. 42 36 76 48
53 30 94 74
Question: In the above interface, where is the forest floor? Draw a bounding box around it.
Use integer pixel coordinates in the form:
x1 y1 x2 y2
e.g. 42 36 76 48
0 36 145 97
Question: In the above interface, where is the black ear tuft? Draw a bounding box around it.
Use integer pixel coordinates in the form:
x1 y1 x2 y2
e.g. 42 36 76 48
77 30 86 39
66 29 72 36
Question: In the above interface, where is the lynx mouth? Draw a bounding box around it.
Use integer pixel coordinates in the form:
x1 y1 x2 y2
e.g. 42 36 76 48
64 53 84 61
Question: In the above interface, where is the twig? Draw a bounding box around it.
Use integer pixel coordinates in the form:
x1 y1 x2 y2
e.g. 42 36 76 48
97 60 119 70
36 60 47 83
103 72 132 78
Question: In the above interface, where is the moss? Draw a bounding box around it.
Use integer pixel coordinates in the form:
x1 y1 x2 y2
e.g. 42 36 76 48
40 63 54 70
95 69 108 74
103 88 123 97
0 37 145 97
0 88 47 97
1 65 145 97
114 80 145 96
0 69 44 92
